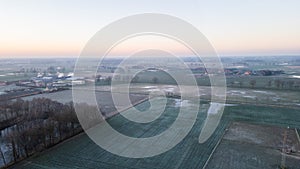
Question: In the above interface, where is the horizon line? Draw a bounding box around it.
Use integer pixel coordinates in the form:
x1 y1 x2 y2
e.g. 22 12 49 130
1 54 300 60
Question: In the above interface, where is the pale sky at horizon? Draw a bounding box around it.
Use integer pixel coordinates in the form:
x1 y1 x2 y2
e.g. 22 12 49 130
0 0 300 58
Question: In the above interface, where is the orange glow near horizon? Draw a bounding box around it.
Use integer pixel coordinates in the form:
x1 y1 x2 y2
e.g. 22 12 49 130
1 31 300 58
1 41 299 58
0 38 84 57
1 30 300 58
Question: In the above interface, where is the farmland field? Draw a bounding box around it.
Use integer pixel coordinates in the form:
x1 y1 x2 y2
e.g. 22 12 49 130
21 89 148 118
18 83 300 109
205 122 300 169
11 97 300 169
0 84 29 93
20 90 73 104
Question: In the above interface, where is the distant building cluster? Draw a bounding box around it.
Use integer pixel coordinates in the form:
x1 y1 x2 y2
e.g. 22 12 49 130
17 72 86 89
224 68 284 76
189 65 284 77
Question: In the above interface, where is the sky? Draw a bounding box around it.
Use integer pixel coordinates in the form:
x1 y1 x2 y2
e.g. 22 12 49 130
0 0 300 58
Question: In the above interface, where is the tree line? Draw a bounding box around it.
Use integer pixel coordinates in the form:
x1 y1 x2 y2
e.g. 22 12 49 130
228 78 300 90
0 98 98 168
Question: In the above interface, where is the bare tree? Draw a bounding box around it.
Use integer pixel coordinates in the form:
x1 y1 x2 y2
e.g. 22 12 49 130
249 80 256 88
152 77 158 84
0 146 6 166
274 80 281 89
287 81 295 89
280 81 285 88
132 75 139 83
6 133 19 162
267 80 272 88
0 98 85 165
239 81 243 87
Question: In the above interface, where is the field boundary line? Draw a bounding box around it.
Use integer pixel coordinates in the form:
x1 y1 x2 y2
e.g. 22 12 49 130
202 122 231 169
104 96 151 119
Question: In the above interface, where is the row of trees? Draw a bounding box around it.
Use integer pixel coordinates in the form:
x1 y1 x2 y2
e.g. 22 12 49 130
229 79 300 90
0 98 98 168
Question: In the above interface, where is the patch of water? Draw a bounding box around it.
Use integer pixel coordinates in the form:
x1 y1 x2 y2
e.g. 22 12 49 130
289 75 300 79
228 90 246 95
208 102 224 115
142 86 157 89
243 95 256 99
252 90 275 95
173 99 191 108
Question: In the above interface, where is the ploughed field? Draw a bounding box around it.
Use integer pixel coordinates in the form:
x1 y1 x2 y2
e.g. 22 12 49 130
11 97 300 169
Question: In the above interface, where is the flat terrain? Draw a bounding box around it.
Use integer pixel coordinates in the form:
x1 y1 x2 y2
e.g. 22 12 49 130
0 91 148 167
20 90 148 117
205 122 300 169
10 98 300 169
20 84 300 108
